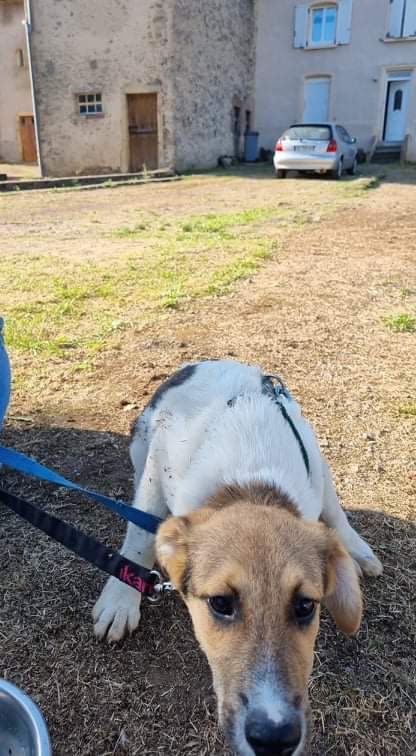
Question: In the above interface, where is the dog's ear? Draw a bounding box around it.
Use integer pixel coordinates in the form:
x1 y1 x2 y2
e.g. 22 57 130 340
323 533 362 636
156 508 213 594
156 515 190 592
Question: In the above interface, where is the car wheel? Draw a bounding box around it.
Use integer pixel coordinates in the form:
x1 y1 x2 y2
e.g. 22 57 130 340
347 157 358 176
331 159 343 180
275 169 287 179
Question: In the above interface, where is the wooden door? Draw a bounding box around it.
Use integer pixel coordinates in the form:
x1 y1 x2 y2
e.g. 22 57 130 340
19 115 37 162
127 94 158 172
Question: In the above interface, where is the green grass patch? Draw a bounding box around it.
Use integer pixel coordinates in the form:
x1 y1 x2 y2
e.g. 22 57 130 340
382 313 416 333
1 178 378 370
397 403 416 417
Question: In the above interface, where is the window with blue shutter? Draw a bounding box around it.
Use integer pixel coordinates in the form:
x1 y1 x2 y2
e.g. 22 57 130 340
294 1 352 49
388 0 416 38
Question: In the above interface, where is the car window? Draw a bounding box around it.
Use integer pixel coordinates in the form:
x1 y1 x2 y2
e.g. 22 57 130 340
336 126 351 142
284 125 331 141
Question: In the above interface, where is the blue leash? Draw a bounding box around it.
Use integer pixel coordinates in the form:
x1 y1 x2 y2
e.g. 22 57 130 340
1 319 159 533
0 445 161 534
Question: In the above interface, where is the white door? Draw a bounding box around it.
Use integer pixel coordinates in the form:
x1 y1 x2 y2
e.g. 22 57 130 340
303 78 330 122
384 80 410 142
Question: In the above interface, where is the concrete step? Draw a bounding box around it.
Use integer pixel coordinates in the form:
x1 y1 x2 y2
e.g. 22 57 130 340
371 143 401 163
0 168 178 193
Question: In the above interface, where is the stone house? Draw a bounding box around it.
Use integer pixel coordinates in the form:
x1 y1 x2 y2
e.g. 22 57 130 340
0 0 35 162
0 0 255 176
1 0 415 176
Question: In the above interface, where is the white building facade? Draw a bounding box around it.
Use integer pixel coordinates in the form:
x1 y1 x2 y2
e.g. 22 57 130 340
256 0 416 160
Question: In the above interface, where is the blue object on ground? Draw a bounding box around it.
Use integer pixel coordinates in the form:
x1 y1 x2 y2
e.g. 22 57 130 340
244 131 259 162
0 317 11 428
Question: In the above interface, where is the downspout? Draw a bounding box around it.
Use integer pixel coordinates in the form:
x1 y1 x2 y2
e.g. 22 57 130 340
23 0 44 176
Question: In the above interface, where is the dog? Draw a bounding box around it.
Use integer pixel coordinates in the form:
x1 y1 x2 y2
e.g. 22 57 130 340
93 360 382 756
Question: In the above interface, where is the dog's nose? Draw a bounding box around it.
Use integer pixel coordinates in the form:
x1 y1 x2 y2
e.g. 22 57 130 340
245 710 302 756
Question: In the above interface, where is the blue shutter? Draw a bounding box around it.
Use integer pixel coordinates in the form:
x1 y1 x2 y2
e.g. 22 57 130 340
388 0 405 37
294 4 309 48
403 0 416 36
336 0 353 44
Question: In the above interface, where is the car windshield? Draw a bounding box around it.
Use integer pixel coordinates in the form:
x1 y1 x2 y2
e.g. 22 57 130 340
283 125 332 141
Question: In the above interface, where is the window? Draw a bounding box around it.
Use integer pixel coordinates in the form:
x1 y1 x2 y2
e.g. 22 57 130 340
388 0 416 38
78 93 103 115
285 125 332 140
393 89 403 109
303 77 330 121
310 5 337 45
294 1 352 48
16 49 25 68
336 125 354 142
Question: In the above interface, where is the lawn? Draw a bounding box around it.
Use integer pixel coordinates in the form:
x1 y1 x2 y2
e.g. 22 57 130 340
1 166 377 390
0 163 415 755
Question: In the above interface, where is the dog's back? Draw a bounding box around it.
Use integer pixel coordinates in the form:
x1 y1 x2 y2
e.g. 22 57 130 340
130 360 324 519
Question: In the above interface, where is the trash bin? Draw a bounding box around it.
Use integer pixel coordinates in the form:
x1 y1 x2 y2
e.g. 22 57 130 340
244 131 259 162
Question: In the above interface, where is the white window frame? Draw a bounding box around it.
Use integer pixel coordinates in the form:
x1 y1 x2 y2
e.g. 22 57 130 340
78 93 103 116
309 3 338 47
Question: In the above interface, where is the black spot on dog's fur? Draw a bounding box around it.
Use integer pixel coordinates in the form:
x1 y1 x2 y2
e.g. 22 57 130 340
149 364 197 408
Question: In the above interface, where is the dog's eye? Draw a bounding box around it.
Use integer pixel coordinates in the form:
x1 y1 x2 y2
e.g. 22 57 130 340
207 595 236 619
293 597 316 625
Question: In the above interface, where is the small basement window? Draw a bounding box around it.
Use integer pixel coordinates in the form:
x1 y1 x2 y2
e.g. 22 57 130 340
78 93 103 115
16 48 25 67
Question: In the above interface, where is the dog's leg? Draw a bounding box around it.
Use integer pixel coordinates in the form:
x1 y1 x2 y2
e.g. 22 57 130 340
320 459 382 577
93 458 167 642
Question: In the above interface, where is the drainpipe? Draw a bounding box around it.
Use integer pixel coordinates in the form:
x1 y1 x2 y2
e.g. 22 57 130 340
23 0 44 176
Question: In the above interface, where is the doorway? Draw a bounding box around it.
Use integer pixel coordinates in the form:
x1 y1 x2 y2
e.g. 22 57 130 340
18 114 37 162
233 106 241 159
127 93 158 172
303 78 330 122
384 76 411 142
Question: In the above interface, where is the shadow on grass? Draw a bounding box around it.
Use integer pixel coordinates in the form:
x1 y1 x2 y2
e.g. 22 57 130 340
0 420 415 755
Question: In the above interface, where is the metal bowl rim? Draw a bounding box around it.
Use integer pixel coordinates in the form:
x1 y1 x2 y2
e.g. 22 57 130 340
0 678 51 755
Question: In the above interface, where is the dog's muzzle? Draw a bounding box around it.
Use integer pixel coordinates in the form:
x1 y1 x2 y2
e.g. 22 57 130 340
244 709 303 756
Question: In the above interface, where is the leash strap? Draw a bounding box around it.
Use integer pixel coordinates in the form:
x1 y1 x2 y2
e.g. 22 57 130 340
0 446 161 534
0 487 157 596
263 376 311 476
277 402 310 476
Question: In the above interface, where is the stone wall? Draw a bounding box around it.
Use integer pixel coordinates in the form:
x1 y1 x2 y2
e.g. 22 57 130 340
171 0 255 170
30 0 175 176
29 0 256 176
0 0 33 162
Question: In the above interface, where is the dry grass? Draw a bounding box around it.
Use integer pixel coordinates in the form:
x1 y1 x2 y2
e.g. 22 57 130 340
1 163 415 755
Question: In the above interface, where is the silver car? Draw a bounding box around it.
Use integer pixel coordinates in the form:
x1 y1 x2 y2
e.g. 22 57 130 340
273 122 358 179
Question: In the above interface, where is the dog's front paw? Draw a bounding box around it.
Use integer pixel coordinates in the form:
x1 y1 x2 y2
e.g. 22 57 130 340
93 577 142 642
348 538 383 578
357 553 383 577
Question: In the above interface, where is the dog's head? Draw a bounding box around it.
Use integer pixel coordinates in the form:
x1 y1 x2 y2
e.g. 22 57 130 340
156 484 362 756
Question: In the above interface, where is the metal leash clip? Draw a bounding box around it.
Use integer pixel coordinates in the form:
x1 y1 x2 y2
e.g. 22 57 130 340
264 373 292 400
147 569 175 603
264 373 287 391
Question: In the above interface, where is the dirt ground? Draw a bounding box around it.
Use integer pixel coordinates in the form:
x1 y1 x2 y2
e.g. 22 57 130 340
1 165 415 755
0 161 40 180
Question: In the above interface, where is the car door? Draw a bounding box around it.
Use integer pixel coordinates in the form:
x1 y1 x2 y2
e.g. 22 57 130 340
336 126 355 168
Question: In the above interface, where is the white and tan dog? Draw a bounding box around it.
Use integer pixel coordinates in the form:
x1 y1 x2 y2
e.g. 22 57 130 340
93 360 382 756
